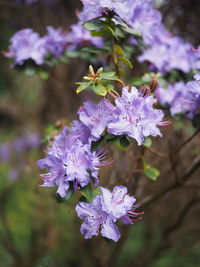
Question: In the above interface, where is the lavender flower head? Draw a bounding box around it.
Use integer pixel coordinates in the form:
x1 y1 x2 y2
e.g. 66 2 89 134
156 80 200 118
0 143 10 162
76 186 143 241
43 26 68 58
7 29 46 65
37 128 108 197
78 99 115 140
138 37 194 74
107 86 165 145
67 23 103 50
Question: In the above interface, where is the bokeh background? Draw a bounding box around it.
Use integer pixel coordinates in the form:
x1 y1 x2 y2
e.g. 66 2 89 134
0 0 200 266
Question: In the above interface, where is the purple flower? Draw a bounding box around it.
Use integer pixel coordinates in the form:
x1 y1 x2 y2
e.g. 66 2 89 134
69 120 92 144
156 80 200 118
76 194 121 241
13 133 40 153
43 26 68 58
107 86 165 145
78 99 115 140
37 128 108 197
8 169 19 181
67 23 103 50
7 29 46 65
76 185 143 241
100 186 136 219
0 143 10 162
194 73 200 81
138 37 194 73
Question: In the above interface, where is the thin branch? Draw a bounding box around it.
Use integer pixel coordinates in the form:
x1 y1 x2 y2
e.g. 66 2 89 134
142 154 200 209
173 127 200 154
145 146 169 159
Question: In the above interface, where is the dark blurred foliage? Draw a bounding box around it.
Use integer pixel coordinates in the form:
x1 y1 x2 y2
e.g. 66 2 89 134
0 1 200 267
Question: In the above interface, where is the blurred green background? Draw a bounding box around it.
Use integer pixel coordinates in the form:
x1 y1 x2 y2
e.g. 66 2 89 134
0 1 200 266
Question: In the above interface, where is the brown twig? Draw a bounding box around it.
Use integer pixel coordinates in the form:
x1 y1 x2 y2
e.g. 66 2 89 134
173 127 200 154
145 146 169 159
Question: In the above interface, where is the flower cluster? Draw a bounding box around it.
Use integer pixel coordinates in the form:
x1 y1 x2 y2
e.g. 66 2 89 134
156 74 200 118
37 83 167 239
80 0 198 74
76 186 143 241
107 86 166 145
5 25 103 66
78 87 166 145
37 126 109 198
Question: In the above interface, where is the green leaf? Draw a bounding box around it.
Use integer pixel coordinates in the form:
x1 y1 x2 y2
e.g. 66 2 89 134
144 167 160 181
37 69 49 80
84 19 106 31
118 56 133 69
25 67 35 76
114 45 124 56
91 136 104 151
192 114 200 128
122 26 141 36
93 83 107 96
119 135 131 149
100 71 117 80
106 134 131 150
76 81 91 94
80 183 100 202
103 25 116 37
56 187 74 203
81 47 109 54
142 137 152 147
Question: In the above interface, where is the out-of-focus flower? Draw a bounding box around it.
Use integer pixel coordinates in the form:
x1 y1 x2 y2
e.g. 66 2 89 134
78 99 115 140
44 26 68 58
138 37 194 73
107 86 165 145
6 29 46 65
0 143 10 162
76 185 143 241
156 80 200 118
8 169 19 181
13 133 40 153
67 23 104 50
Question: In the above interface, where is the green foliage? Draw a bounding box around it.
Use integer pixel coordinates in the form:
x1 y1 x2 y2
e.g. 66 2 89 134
142 159 160 181
76 66 118 96
142 137 152 147
80 183 101 202
192 114 200 128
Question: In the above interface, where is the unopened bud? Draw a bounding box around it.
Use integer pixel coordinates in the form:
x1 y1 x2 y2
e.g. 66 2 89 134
83 76 91 80
96 67 103 75
89 65 95 75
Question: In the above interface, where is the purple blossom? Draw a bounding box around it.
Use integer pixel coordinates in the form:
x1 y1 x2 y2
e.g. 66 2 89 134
100 186 136 219
37 128 108 197
13 133 40 153
76 194 121 241
43 26 68 57
156 80 200 118
78 99 115 140
6 29 46 65
0 143 10 162
138 37 194 73
76 185 143 241
107 86 165 145
8 169 19 181
67 23 103 50
69 120 92 144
